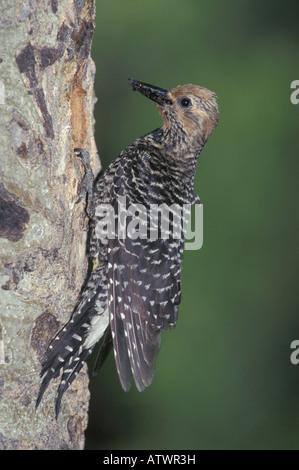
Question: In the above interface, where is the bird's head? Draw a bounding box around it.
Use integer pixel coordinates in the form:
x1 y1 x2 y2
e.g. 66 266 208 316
128 79 219 150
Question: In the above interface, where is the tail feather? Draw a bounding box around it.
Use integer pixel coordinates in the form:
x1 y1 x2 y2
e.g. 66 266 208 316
55 347 94 419
36 317 97 413
36 265 109 417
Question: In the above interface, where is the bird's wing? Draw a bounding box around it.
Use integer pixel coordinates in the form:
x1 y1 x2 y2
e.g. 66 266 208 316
107 215 182 392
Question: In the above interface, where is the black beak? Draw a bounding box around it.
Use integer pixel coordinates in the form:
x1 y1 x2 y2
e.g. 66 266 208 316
128 78 173 106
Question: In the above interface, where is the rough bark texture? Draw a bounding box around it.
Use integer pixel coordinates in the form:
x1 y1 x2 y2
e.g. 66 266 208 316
0 0 99 449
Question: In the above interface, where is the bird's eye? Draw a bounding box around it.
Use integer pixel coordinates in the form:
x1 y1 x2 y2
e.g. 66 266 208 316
179 97 192 108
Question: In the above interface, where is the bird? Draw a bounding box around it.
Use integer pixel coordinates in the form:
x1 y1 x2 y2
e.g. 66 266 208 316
36 78 219 418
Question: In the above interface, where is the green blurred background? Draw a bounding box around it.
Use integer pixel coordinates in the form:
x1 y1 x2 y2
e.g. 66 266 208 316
85 0 299 449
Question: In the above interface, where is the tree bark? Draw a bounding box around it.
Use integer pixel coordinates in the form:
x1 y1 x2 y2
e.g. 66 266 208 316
0 0 99 449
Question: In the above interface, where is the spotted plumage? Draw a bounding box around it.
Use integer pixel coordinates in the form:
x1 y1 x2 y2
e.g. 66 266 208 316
36 79 219 417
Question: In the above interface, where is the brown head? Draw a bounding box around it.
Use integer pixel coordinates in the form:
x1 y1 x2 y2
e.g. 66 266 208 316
128 79 219 150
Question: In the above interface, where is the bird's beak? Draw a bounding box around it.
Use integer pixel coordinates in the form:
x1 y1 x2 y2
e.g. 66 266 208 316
128 79 173 106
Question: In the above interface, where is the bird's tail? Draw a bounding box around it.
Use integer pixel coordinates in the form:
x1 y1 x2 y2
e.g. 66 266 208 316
36 264 109 418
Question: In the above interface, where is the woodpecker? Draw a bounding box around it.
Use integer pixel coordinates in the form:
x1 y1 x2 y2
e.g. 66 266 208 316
36 79 219 417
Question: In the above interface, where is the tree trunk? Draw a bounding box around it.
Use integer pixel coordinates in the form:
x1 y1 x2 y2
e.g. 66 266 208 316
0 0 99 449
